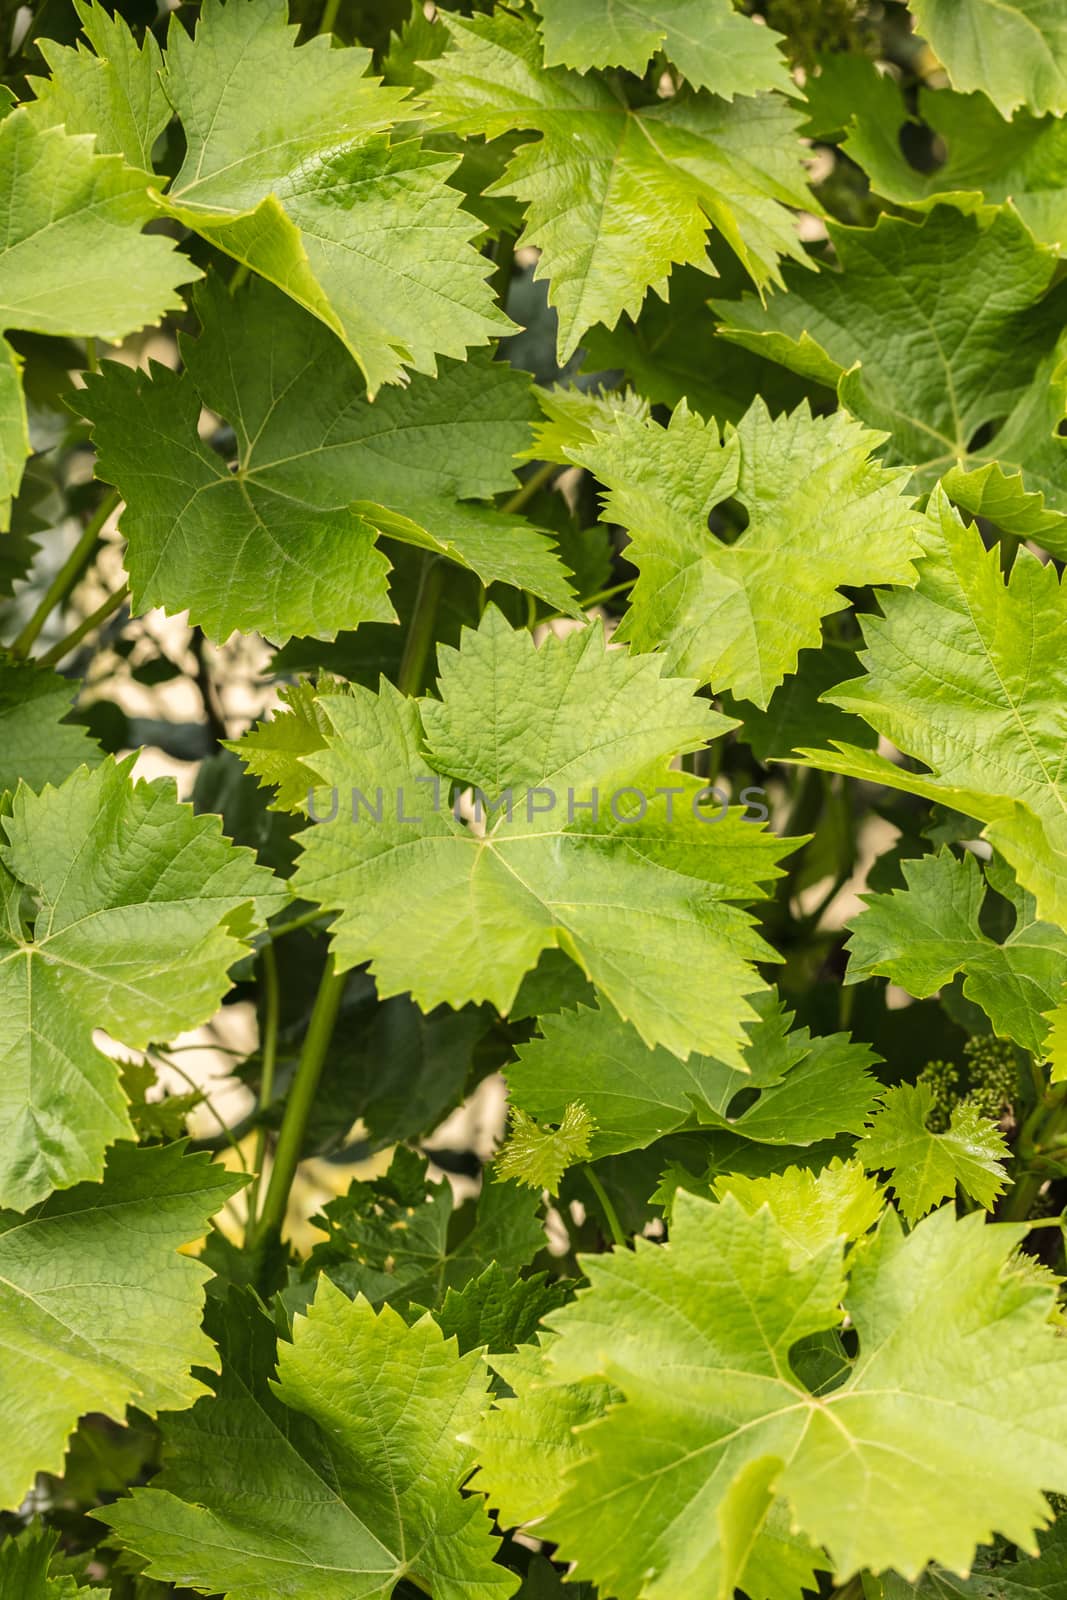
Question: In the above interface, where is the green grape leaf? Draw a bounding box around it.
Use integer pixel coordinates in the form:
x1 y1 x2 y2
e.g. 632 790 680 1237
837 59 1067 251
0 757 280 1208
846 848 1067 1055
713 1158 884 1262
531 0 792 98
27 0 172 169
99 1283 518 1600
0 655 101 794
476 1195 1067 1592
156 0 510 394
282 607 792 1063
300 1149 546 1312
1046 989 1067 1082
909 0 1067 117
425 9 813 362
859 1083 1010 1222
0 1522 110 1597
722 643 876 761
798 489 1067 935
431 1263 574 1355
0 337 27 532
507 992 879 1156
569 397 923 705
79 276 573 642
0 1141 241 1512
494 1103 595 1194
715 204 1067 548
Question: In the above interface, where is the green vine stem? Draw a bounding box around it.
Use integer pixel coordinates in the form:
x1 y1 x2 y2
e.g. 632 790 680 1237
397 555 445 696
247 942 281 1226
10 488 120 658
250 957 346 1248
501 460 557 517
1002 1080 1067 1221
37 580 130 668
585 1165 627 1250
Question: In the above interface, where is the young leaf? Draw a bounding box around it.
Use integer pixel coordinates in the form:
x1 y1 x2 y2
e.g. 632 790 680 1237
431 1263 574 1355
425 9 813 361
478 1196 1067 1591
716 205 1067 546
799 490 1067 933
530 0 792 97
507 993 879 1155
0 757 280 1208
846 848 1067 1055
100 1283 519 1600
570 397 923 705
494 1103 595 1194
0 1141 241 1512
859 1082 1010 1222
283 608 791 1063
79 276 573 642
713 1158 884 1263
0 1522 109 1596
909 0 1067 117
156 0 510 393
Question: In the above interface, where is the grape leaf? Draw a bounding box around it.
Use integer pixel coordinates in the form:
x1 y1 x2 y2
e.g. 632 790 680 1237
798 489 1067 935
569 396 923 705
425 8 813 362
0 1522 109 1598
99 1283 518 1600
845 848 1067 1055
476 1195 1067 1592
431 1263 574 1355
909 0 1067 118
79 275 573 642
0 107 197 527
836 59 1067 251
531 0 792 97
859 1083 1010 1222
0 1141 240 1512
299 1148 546 1312
27 0 172 169
0 757 280 1208
156 0 510 394
0 655 100 795
715 204 1067 547
722 643 876 761
507 992 879 1156
713 1158 884 1263
283 606 791 1063
494 1103 595 1194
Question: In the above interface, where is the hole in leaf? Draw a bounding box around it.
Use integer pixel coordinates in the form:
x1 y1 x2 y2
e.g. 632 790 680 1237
707 497 749 543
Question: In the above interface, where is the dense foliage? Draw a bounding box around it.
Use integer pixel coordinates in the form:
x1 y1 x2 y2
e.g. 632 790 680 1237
3 0 1067 1595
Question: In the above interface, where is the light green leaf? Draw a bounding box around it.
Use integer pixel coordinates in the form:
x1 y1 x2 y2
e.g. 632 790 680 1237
431 1263 573 1356
0 757 280 1209
713 1158 884 1263
494 1104 595 1194
507 992 879 1155
425 9 813 362
0 1141 241 1513
477 1196 1067 1591
100 1283 517 1600
859 1083 1010 1222
846 848 1067 1055
79 276 572 642
0 107 196 341
799 489 1067 935
837 59 1067 251
157 0 509 394
570 397 922 705
1046 989 1067 1082
531 0 792 97
910 0 1067 117
284 607 791 1063
0 336 27 532
715 204 1067 548
27 0 172 169
0 655 100 795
